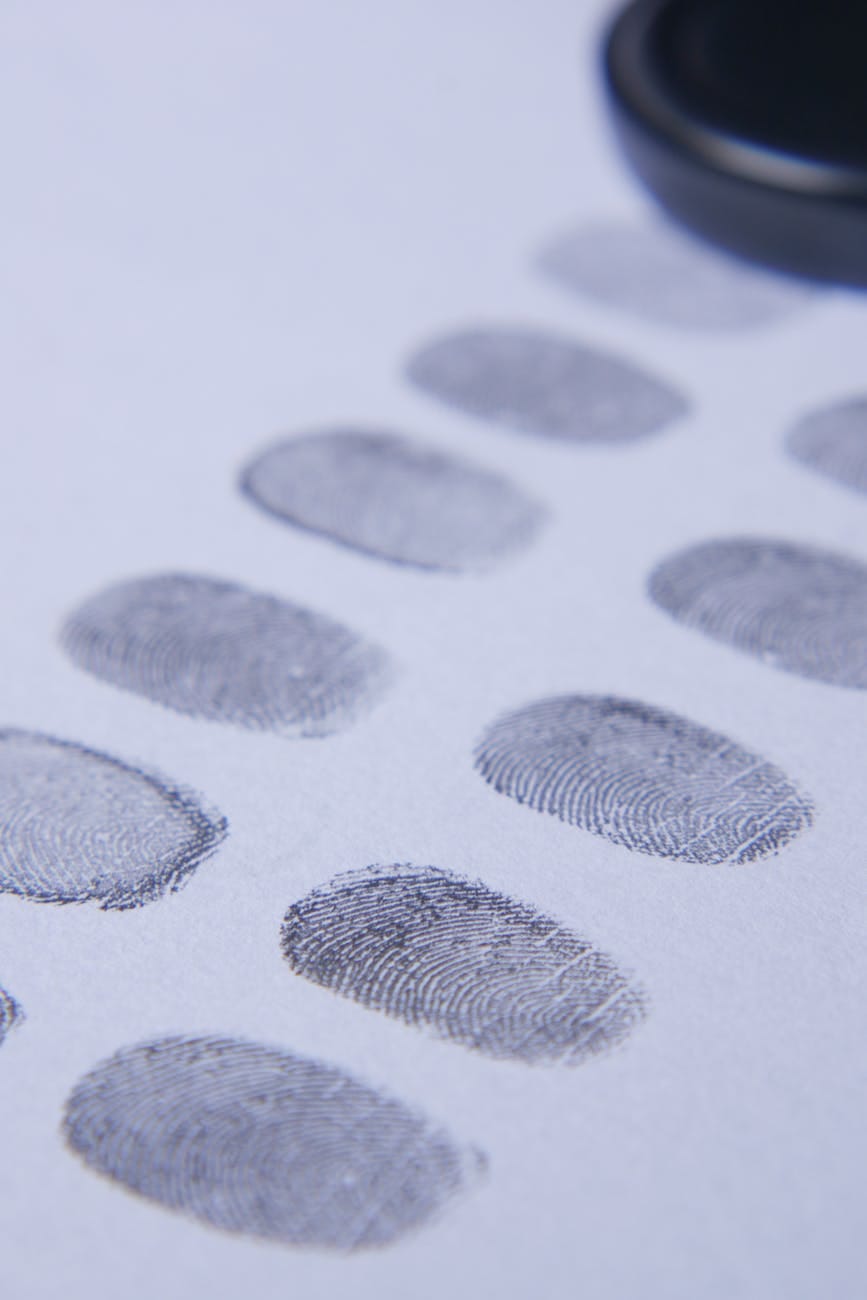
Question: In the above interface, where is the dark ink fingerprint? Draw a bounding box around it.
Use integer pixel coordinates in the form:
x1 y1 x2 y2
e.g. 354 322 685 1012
786 397 867 496
404 325 688 444
0 730 226 909
475 695 812 863
64 1035 483 1250
649 537 867 689
537 222 812 330
61 573 392 736
240 429 545 572
282 864 645 1065
0 986 23 1046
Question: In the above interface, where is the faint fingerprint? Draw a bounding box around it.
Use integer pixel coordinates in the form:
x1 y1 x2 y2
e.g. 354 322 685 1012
282 863 645 1065
537 221 812 330
64 1035 484 1250
0 986 23 1046
649 537 867 688
404 326 688 444
241 429 545 572
475 695 812 863
0 730 227 909
786 397 867 496
61 573 392 736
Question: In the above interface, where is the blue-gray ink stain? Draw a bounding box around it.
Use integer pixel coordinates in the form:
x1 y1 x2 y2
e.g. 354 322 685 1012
241 429 545 572
61 573 392 736
787 397 867 496
282 863 645 1065
0 730 226 909
0 986 23 1047
474 695 812 863
649 537 867 689
64 1035 484 1250
404 325 688 444
537 221 813 330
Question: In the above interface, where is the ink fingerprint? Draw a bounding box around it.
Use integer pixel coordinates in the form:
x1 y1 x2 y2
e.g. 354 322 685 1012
64 1035 483 1250
537 221 812 330
786 397 867 496
282 864 645 1065
241 429 545 572
474 696 812 863
404 326 688 444
0 730 227 909
61 573 392 736
0 986 23 1046
649 537 867 689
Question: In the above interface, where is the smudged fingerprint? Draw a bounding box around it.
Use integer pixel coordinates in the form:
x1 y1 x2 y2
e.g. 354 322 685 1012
474 695 812 864
61 573 392 736
536 221 812 330
0 985 23 1047
786 397 867 496
649 537 867 689
241 429 545 573
0 730 227 909
404 326 688 445
64 1035 484 1250
282 863 645 1065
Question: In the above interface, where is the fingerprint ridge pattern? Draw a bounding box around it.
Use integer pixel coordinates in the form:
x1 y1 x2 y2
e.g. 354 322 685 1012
649 536 867 689
60 573 392 736
0 986 23 1046
786 397 867 497
474 695 812 864
282 863 646 1064
0 729 227 909
64 1034 483 1250
241 429 545 572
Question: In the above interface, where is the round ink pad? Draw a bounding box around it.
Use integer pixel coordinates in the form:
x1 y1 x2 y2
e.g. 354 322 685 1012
604 0 867 286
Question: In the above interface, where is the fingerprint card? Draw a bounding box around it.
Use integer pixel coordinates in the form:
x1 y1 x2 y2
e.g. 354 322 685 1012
0 2 865 1299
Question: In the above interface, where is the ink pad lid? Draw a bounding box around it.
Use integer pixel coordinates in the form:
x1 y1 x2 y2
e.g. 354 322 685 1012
604 0 867 286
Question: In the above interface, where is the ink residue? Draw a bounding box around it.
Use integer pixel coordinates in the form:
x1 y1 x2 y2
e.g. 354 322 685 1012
61 573 392 736
405 325 688 444
282 864 645 1065
0 986 23 1047
241 429 545 572
64 1035 484 1250
649 537 867 688
0 730 227 909
537 221 813 330
787 397 867 496
475 695 812 863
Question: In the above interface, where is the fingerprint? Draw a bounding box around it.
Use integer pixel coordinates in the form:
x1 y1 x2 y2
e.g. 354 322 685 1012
0 730 227 909
61 573 392 736
0 985 23 1047
537 221 812 330
474 695 812 864
64 1035 484 1250
404 326 688 444
649 537 867 689
786 397 867 496
240 429 545 572
282 863 645 1065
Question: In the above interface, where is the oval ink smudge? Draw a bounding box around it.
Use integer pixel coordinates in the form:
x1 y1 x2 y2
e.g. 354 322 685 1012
61 573 392 736
474 695 812 863
64 1035 484 1250
404 325 688 445
649 537 867 689
787 397 867 497
241 428 545 573
282 863 646 1065
537 221 813 330
0 730 227 909
0 986 23 1047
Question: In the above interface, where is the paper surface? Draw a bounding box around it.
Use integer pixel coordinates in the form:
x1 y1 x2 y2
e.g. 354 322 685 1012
1 2 866 1297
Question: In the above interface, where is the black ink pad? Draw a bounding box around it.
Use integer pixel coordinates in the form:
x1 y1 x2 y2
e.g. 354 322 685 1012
604 0 867 285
